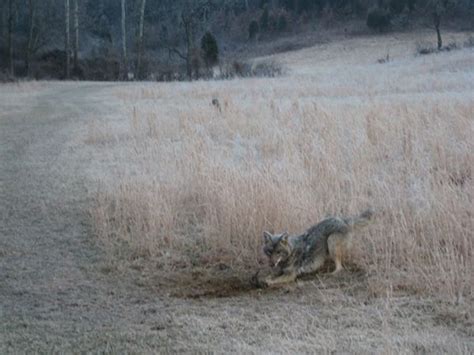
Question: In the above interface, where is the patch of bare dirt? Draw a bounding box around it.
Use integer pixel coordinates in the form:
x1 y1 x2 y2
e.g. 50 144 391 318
133 257 368 300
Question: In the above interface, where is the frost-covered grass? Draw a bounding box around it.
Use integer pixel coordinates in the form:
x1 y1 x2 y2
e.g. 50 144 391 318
91 32 473 301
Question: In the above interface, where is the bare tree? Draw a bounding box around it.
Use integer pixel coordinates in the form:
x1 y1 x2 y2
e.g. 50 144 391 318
26 0 35 76
25 0 49 77
430 0 457 50
7 0 14 76
121 0 128 80
181 10 196 79
433 6 442 49
65 0 70 79
73 0 79 70
168 0 211 80
135 0 147 79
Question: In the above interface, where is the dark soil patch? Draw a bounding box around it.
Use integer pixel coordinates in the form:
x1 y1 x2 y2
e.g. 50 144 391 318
142 259 368 300
154 266 264 299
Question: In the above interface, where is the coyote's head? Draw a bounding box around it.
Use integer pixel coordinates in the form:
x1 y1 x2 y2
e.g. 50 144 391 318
263 231 292 268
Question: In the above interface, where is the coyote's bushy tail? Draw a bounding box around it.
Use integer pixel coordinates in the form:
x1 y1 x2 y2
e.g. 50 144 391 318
345 209 374 230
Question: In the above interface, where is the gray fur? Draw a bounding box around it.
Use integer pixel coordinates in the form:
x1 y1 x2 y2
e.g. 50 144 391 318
262 209 374 286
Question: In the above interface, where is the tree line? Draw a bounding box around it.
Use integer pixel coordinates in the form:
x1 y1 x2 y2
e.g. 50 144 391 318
0 0 471 81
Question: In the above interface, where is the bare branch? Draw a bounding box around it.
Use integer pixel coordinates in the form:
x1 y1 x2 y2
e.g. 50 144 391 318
167 47 187 61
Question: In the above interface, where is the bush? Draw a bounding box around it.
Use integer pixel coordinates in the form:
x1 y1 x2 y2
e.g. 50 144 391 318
416 43 437 55
464 36 474 48
218 59 284 79
39 49 67 67
443 41 458 51
221 60 253 78
367 7 391 32
249 20 259 40
155 62 187 82
201 32 219 67
82 57 120 81
0 70 16 83
252 60 283 77
35 50 67 79
416 41 463 56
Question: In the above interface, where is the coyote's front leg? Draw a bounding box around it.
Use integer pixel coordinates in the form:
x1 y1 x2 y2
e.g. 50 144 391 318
264 272 297 287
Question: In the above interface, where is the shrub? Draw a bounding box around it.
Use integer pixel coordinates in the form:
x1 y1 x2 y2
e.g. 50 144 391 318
416 41 462 56
464 36 474 48
39 49 67 67
252 60 283 77
443 41 458 51
218 59 284 79
0 70 16 83
201 32 219 67
366 7 391 32
228 60 253 78
377 53 390 64
35 49 67 79
82 56 120 81
416 43 437 55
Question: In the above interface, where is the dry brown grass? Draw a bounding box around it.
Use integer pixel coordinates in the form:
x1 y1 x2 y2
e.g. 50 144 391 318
91 32 473 302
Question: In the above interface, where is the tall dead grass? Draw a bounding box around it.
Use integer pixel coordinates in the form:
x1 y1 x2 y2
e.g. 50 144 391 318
91 43 473 301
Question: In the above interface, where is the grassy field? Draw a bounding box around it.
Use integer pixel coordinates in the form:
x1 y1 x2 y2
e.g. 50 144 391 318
1 30 472 353
92 31 473 300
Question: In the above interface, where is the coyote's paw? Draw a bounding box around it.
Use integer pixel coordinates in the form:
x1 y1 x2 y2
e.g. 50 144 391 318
251 270 271 288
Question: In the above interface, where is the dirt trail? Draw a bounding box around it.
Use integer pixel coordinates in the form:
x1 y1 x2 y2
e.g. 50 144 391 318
0 83 171 352
0 82 471 353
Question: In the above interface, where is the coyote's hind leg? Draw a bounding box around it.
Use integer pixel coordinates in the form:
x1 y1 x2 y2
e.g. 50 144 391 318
328 233 348 274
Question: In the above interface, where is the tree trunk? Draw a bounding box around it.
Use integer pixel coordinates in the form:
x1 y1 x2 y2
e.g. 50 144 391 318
65 0 70 79
73 0 79 70
434 13 442 50
26 0 36 77
121 0 128 80
182 14 194 80
135 0 146 79
7 0 14 76
244 0 249 10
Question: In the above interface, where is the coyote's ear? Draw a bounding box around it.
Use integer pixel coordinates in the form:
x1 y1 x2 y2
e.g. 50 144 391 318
280 232 289 245
263 231 273 244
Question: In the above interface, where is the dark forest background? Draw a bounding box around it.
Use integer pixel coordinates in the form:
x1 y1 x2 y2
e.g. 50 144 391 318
1 0 473 81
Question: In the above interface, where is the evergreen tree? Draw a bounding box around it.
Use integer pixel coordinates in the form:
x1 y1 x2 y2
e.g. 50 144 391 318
201 31 219 67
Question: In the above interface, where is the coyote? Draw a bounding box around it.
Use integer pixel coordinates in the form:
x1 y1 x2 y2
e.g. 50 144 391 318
211 98 221 112
261 209 374 287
